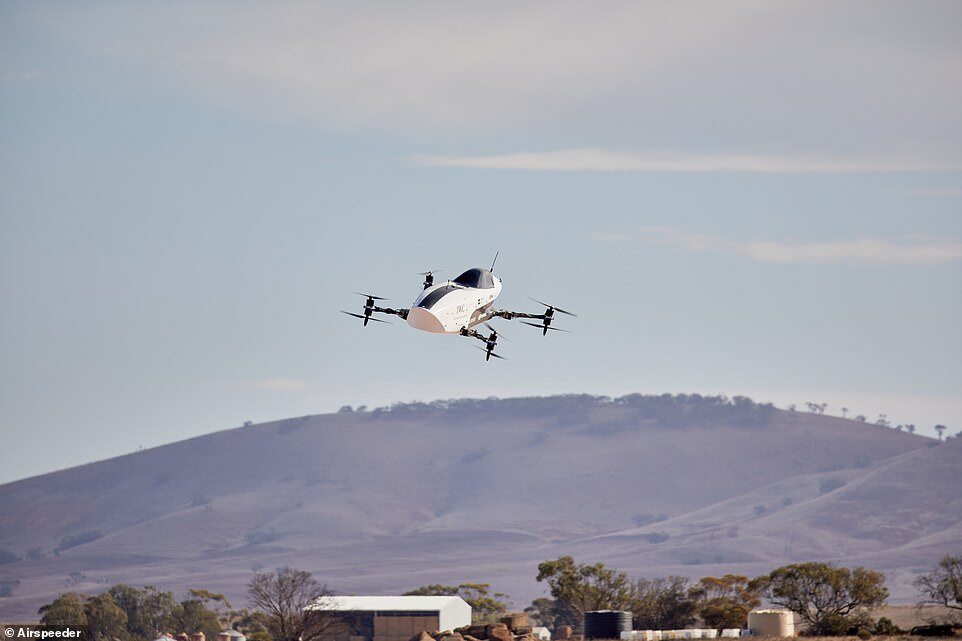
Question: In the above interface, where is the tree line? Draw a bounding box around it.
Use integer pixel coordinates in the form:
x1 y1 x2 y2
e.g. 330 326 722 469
36 556 962 640
38 568 328 641
526 555 961 636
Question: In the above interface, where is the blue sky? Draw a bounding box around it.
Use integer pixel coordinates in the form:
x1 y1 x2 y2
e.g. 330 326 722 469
1 1 960 483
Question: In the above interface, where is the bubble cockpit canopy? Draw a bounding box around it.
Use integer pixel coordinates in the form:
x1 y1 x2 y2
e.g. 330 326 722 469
453 268 496 289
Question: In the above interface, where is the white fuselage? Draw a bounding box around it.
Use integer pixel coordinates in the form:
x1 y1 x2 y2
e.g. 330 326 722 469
407 273 502 334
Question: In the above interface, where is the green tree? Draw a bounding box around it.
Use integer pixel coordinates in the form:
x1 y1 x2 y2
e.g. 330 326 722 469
85 593 129 641
690 575 760 631
189 589 232 613
39 593 88 628
248 567 334 641
524 597 560 630
914 554 962 618
755 562 888 635
171 598 222 639
404 584 460 596
536 556 637 627
405 583 510 623
632 577 697 630
108 585 178 641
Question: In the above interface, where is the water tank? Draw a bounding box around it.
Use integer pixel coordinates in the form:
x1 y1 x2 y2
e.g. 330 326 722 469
747 610 794 637
584 611 633 640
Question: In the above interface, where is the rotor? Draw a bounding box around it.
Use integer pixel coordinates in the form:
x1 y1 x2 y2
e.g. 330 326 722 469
478 322 507 361
525 297 577 335
341 292 390 327
418 270 442 290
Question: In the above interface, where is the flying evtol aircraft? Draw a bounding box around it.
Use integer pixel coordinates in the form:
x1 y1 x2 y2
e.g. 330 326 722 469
342 253 575 361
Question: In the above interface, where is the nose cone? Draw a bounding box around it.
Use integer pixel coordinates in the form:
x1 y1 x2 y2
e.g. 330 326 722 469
407 307 445 333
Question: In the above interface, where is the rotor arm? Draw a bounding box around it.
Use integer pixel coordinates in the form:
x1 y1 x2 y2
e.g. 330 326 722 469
488 309 546 321
372 305 409 320
489 299 575 336
459 327 488 342
460 325 506 361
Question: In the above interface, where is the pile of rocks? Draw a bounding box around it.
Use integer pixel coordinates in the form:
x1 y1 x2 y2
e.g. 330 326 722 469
411 614 538 641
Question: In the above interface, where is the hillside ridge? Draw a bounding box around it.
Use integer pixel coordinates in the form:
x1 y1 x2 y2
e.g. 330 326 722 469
0 394 956 621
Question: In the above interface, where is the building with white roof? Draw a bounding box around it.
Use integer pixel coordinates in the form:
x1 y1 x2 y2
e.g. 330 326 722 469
311 595 472 641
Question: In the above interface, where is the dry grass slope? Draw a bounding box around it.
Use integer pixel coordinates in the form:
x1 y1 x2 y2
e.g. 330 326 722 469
0 395 958 622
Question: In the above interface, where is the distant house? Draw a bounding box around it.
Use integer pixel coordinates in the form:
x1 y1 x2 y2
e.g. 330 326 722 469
311 595 472 641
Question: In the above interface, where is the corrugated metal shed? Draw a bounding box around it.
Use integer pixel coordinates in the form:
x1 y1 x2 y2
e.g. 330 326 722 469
311 595 472 635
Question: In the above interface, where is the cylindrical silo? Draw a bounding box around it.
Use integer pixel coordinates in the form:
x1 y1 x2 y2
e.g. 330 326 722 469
747 610 794 637
584 611 633 640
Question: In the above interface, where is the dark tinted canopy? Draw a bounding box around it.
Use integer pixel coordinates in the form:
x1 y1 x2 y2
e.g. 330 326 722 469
453 268 495 289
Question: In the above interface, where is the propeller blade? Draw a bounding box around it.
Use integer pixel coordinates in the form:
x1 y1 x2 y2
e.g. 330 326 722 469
520 321 571 334
354 292 388 300
341 311 390 324
473 346 506 360
528 297 578 317
483 322 509 339
417 270 443 275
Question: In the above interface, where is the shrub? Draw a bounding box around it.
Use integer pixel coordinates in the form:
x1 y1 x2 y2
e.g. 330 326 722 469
0 578 21 597
56 531 103 552
819 478 845 495
873 617 901 635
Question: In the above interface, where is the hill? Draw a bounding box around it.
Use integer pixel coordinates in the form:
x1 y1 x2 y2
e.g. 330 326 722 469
0 394 958 620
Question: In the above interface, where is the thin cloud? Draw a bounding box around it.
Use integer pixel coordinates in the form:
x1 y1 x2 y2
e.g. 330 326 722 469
622 227 962 265
737 238 962 264
411 149 962 173
40 2 962 162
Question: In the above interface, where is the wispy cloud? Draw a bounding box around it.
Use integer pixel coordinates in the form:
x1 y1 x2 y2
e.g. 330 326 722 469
736 238 962 264
603 227 962 265
411 149 962 173
42 2 962 162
